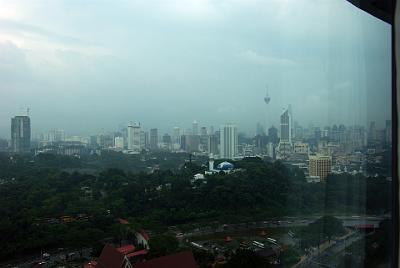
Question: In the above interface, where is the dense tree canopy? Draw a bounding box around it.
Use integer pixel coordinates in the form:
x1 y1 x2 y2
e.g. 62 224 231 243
0 153 392 260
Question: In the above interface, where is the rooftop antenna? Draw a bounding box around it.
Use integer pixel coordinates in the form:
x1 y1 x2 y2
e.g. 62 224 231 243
26 107 30 117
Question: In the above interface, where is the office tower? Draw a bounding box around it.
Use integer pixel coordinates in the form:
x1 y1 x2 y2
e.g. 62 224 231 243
114 136 124 150
338 124 346 144
140 130 146 150
268 126 278 144
127 122 141 152
331 124 339 142
220 124 238 159
277 107 293 159
11 115 31 153
254 134 268 154
256 122 265 136
280 107 292 143
89 135 98 147
144 131 149 150
172 127 181 144
208 135 219 155
209 126 215 135
180 135 187 151
0 138 8 152
48 129 65 142
323 126 331 139
314 127 321 141
162 133 171 147
200 127 208 136
192 120 199 136
267 142 275 159
98 134 113 148
150 128 158 151
309 154 332 182
190 135 201 152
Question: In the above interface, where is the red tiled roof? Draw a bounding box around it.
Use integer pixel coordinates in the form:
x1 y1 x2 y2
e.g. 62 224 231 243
95 244 127 268
117 244 136 255
134 251 198 268
126 249 148 258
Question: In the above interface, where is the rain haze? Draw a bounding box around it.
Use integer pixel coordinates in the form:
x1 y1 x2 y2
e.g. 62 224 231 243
0 0 392 137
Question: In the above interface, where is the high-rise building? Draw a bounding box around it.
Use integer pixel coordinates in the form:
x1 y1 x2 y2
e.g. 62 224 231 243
11 116 31 153
186 135 200 152
256 122 265 136
192 120 199 136
98 134 113 148
209 126 215 136
150 128 158 151
144 131 150 150
280 107 292 143
127 123 141 152
162 133 171 145
172 127 181 144
208 135 219 155
140 130 146 150
268 126 279 144
277 107 292 159
114 136 124 150
309 154 332 182
48 129 65 142
180 135 187 151
200 126 207 136
220 124 238 159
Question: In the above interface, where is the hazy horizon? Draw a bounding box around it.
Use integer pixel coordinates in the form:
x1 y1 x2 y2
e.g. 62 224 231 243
0 0 392 138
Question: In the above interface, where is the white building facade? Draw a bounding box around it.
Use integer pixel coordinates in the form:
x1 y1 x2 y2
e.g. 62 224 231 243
220 124 238 159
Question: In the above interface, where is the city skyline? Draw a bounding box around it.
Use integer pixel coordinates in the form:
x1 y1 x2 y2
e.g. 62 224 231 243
0 0 392 137
1 115 392 142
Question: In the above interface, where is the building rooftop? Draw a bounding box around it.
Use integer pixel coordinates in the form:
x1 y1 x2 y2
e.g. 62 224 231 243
134 251 197 268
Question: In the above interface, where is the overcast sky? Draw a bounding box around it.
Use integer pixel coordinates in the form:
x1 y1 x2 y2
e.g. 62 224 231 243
0 0 392 138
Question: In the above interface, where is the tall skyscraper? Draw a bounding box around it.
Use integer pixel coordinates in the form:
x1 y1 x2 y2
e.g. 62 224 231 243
192 120 199 136
208 135 219 155
172 127 181 144
150 128 158 151
280 107 292 143
127 122 141 152
200 126 208 136
220 124 238 159
268 126 278 144
277 107 292 159
11 115 31 153
209 126 215 135
144 131 150 150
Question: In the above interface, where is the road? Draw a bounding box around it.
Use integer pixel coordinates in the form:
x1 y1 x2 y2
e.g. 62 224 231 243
181 215 387 239
295 231 364 268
